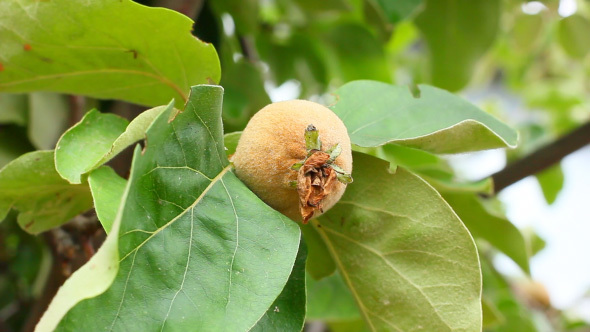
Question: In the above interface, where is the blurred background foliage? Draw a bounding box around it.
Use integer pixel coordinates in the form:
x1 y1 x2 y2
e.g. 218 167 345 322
1 0 590 331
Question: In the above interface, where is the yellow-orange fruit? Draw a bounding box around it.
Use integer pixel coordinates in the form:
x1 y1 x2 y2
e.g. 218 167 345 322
232 100 352 222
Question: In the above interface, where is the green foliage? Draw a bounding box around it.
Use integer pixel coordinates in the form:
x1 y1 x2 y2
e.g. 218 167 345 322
44 86 301 331
331 80 517 152
316 153 482 331
0 151 93 234
416 0 500 91
2 0 584 330
55 106 168 184
0 0 220 108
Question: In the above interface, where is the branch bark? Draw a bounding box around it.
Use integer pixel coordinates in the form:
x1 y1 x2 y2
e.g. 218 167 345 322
491 121 590 194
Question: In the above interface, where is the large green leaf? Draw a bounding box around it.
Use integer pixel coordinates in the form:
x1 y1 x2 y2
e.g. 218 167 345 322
316 152 482 331
250 239 307 332
55 105 168 184
0 0 220 108
331 80 517 153
0 150 92 234
40 85 301 331
415 0 500 91
301 224 336 280
558 14 590 59
443 193 530 274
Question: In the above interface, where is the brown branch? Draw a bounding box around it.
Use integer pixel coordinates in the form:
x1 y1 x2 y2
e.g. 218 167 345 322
491 121 590 194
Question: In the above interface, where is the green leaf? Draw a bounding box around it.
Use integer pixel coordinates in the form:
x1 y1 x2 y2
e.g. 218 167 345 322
41 85 301 331
0 150 92 234
369 0 423 24
28 92 69 150
88 167 127 234
316 152 482 331
250 239 307 332
306 271 360 321
331 81 517 153
323 24 391 83
415 0 500 91
0 0 220 108
0 93 27 125
443 192 530 274
481 257 536 332
558 14 590 59
55 106 168 184
224 131 242 158
221 60 271 133
511 13 544 54
536 164 564 204
301 224 336 280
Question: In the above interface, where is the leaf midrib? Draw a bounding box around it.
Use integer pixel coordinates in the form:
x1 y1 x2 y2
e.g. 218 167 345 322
0 68 188 102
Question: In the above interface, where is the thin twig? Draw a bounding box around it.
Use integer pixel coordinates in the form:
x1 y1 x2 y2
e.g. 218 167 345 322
490 121 590 194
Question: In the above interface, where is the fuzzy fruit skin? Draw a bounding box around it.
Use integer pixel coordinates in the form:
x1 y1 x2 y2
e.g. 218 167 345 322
232 100 353 222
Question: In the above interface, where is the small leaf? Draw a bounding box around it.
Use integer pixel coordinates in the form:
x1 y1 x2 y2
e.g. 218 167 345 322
224 131 242 158
326 143 342 163
415 0 500 91
558 14 590 59
250 239 307 332
88 166 127 233
43 85 301 331
55 106 168 184
331 81 517 153
443 192 530 274
305 124 322 151
535 164 564 204
0 0 220 108
316 152 482 331
0 150 92 234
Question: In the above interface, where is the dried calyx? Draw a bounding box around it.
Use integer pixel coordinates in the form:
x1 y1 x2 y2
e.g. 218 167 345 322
290 124 353 223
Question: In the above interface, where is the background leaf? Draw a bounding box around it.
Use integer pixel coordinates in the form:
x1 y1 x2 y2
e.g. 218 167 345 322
416 0 500 91
0 0 220 108
316 152 482 331
535 164 564 205
557 14 590 59
331 80 517 153
55 105 167 184
51 85 301 331
0 150 92 234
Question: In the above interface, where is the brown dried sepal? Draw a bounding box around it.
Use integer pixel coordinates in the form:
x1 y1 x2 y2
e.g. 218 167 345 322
297 151 338 223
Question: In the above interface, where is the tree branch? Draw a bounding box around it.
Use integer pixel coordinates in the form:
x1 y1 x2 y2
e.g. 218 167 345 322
491 121 590 194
